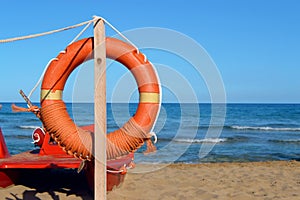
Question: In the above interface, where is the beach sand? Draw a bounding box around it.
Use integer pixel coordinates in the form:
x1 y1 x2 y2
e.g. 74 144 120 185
0 161 299 199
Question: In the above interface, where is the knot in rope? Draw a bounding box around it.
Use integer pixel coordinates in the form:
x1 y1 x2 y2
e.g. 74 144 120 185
11 103 40 117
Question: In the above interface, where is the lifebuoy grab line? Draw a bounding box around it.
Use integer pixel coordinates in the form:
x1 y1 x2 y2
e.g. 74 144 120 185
39 37 160 161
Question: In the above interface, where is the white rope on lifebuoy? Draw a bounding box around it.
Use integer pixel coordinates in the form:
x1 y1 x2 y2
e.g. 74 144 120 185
28 58 58 100
27 22 92 100
106 163 135 174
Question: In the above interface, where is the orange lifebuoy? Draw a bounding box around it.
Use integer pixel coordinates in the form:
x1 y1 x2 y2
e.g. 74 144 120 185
40 37 160 161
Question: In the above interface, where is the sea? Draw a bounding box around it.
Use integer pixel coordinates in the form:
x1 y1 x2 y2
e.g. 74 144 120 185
0 103 299 164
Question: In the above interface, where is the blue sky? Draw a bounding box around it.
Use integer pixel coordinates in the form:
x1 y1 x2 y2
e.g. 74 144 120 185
0 0 299 103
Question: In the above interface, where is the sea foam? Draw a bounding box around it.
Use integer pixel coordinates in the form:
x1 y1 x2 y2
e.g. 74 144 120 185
230 126 300 131
18 125 40 129
173 138 227 143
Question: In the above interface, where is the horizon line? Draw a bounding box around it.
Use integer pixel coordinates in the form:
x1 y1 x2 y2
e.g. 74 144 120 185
1 101 300 104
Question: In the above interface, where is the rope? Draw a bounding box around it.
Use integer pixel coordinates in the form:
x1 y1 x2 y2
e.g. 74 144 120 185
0 16 148 62
106 163 134 174
0 19 95 43
28 58 57 99
68 20 92 45
148 61 162 136
40 101 156 161
100 17 145 59
27 22 93 100
40 102 93 160
100 18 135 47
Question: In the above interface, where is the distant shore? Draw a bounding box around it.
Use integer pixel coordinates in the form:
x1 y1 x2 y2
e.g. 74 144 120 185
0 161 299 199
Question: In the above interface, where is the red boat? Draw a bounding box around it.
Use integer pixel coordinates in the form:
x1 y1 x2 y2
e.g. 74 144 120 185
0 126 134 191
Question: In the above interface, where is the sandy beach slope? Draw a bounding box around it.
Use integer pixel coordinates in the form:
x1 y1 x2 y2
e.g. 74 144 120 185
0 161 299 199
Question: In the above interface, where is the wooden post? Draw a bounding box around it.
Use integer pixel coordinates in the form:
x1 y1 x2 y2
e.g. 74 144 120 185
93 16 106 200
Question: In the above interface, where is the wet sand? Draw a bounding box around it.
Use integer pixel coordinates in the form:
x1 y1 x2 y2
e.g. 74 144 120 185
1 161 299 199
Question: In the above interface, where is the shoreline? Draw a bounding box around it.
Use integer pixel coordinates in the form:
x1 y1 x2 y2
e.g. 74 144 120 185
0 160 299 199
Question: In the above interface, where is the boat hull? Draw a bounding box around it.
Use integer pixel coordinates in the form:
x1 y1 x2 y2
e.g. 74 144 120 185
0 128 133 190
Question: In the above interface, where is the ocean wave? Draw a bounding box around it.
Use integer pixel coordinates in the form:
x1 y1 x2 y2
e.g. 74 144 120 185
182 125 231 130
173 138 227 143
24 118 40 122
0 118 7 123
230 125 300 131
17 125 40 129
269 139 300 144
5 134 31 139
